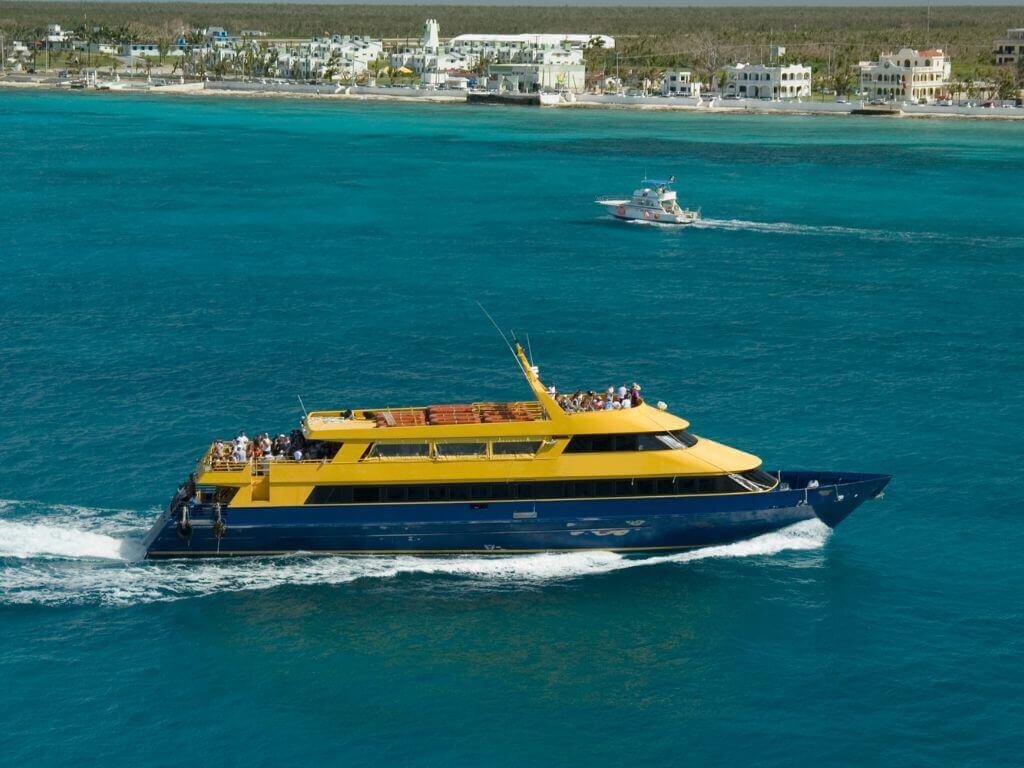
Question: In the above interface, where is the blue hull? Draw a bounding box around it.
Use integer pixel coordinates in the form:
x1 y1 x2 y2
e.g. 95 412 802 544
143 471 889 558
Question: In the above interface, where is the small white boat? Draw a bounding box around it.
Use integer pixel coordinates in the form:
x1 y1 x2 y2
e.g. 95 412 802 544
596 176 700 225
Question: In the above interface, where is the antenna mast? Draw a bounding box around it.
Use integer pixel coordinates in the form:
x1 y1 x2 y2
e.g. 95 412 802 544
476 301 526 375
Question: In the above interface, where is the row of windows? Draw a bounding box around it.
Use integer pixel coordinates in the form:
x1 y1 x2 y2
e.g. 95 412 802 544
563 431 698 453
304 470 777 505
363 432 697 461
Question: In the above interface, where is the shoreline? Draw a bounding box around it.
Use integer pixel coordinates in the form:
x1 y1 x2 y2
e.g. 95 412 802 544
3 78 1023 121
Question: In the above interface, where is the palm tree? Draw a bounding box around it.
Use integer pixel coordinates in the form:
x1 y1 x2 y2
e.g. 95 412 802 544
831 64 854 98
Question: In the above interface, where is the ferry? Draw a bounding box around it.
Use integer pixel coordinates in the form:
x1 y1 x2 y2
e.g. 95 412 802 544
596 177 701 225
142 345 889 558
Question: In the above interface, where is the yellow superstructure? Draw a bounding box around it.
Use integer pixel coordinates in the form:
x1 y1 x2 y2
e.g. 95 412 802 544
193 345 764 507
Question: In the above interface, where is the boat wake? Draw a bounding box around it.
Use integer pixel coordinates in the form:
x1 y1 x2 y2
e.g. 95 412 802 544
0 499 831 606
620 216 1024 248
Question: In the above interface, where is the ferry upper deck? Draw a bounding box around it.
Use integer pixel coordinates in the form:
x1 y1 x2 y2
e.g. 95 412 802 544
190 345 770 507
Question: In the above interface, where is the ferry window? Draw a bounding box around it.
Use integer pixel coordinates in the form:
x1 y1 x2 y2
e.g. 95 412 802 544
449 484 471 501
636 434 666 451
659 434 692 450
634 479 656 495
214 487 239 505
306 486 353 504
564 433 692 453
572 480 596 497
492 441 542 456
435 442 487 458
306 475 755 506
668 430 699 447
407 486 429 502
741 469 778 490
384 486 407 502
353 486 380 503
490 484 514 500
369 443 430 459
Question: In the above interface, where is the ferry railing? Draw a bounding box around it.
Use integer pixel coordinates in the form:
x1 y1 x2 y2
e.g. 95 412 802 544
201 453 336 475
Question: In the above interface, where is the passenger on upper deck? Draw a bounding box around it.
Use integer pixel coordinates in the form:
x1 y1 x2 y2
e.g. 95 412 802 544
553 382 644 413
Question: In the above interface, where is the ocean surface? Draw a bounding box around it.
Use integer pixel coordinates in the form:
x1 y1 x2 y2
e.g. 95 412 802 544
1 90 1022 766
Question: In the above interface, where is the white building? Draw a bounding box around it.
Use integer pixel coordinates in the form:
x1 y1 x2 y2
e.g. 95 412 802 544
45 24 70 44
661 70 701 97
858 48 952 103
722 62 811 99
995 29 1024 66
488 62 586 93
449 33 614 51
122 42 162 59
275 35 383 80
87 42 120 56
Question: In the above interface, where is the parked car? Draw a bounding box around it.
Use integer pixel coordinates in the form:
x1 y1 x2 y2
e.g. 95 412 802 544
868 98 888 106
981 101 996 108
937 99 952 106
836 97 848 104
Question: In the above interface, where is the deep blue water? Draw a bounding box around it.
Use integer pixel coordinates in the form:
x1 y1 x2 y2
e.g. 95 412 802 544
1 91 1023 766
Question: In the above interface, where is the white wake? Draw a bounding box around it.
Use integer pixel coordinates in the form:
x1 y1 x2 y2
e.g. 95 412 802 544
621 216 1024 248
0 499 831 606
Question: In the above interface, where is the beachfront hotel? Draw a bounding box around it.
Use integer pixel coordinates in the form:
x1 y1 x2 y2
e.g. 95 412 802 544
722 63 812 99
858 48 952 103
388 19 607 93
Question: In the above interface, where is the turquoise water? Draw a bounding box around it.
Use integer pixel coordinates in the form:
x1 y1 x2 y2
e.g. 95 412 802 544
1 91 1023 765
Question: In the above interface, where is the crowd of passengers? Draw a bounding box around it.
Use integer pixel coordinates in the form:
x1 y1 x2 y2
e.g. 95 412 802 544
551 383 643 413
211 429 334 465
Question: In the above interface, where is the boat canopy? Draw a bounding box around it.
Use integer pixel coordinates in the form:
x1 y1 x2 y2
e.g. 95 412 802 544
642 177 676 187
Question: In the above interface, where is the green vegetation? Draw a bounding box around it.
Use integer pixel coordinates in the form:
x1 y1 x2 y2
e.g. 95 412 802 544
1 3 1021 83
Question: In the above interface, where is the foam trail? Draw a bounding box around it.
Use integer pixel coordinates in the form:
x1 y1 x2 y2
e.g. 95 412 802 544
0 495 831 606
0 520 139 560
620 216 1024 248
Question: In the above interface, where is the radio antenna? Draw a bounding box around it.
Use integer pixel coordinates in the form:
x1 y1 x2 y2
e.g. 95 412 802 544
297 395 308 419
476 301 526 375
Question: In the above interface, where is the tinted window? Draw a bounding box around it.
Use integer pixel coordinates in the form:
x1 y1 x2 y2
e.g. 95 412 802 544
564 432 697 453
353 486 380 503
304 475 752 505
742 468 778 490
492 441 542 456
435 442 487 457
369 443 430 459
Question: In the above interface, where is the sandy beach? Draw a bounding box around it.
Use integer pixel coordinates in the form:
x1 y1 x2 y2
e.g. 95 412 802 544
3 77 1023 119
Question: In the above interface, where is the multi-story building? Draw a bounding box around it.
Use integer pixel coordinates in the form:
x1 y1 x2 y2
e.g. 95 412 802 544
722 62 811 99
487 62 586 93
661 71 701 98
858 48 952 103
276 35 383 80
389 20 605 91
995 29 1024 65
